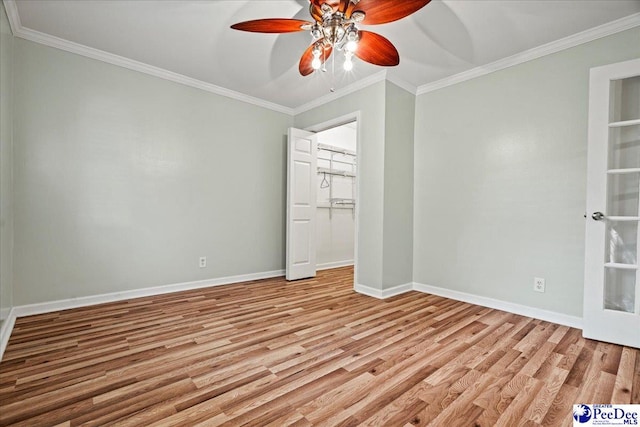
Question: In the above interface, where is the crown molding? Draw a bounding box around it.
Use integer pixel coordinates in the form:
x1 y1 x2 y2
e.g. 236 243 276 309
2 1 294 115
417 12 640 95
6 0 639 114
293 70 387 115
4 0 391 116
3 0 19 35
4 0 395 117
385 74 417 95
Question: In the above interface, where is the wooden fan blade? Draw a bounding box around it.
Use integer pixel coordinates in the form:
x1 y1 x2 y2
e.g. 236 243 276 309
230 18 312 33
350 0 431 25
338 0 351 13
299 41 333 76
354 30 399 66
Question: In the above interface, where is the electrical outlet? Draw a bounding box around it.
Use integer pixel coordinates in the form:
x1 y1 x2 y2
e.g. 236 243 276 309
199 257 207 268
534 277 545 293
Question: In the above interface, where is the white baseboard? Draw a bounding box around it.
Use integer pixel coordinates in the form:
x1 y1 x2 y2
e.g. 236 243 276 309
354 280 583 329
0 308 17 362
317 260 354 271
0 269 285 362
355 282 413 299
13 269 285 318
412 282 583 329
1 271 584 361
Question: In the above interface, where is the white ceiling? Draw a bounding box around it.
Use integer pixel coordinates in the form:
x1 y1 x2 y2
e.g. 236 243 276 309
6 0 640 111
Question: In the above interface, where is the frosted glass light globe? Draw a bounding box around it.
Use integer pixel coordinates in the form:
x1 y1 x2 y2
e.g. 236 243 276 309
343 57 353 71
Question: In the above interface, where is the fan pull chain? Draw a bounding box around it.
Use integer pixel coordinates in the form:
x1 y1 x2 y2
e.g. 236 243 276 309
330 49 335 92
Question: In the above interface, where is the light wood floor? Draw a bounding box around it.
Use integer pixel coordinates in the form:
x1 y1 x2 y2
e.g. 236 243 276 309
1 267 638 426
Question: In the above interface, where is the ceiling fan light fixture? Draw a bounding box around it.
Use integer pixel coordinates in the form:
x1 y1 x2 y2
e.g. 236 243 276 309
320 3 333 15
230 0 432 77
343 53 354 71
350 11 365 23
323 17 346 46
345 25 359 52
311 24 322 39
311 44 323 70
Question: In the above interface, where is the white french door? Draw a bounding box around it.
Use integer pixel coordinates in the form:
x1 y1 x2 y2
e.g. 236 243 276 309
286 128 318 280
584 58 640 348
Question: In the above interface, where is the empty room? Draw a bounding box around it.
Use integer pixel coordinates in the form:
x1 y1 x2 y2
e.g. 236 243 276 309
1 0 640 425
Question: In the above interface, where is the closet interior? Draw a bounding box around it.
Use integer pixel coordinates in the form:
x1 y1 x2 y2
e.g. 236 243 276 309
315 122 357 269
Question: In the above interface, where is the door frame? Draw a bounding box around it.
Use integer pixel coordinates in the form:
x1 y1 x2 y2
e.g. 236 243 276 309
304 111 362 288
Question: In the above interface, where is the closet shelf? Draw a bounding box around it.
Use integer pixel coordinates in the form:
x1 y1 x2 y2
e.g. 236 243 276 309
317 167 356 178
330 198 355 205
318 198 356 210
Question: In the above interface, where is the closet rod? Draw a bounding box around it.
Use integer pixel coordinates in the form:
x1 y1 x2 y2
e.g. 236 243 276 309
318 205 355 210
317 143 356 156
317 157 357 166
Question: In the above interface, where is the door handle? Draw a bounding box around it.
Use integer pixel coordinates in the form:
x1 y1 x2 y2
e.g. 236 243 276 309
592 212 605 221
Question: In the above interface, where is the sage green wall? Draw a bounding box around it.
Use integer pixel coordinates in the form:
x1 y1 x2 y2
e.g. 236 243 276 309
0 2 13 322
383 81 414 287
294 80 416 290
414 28 640 317
8 20 639 314
12 39 292 305
294 82 386 289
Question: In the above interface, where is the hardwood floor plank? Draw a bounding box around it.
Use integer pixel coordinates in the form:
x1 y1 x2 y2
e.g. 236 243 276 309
358 380 431 426
523 367 569 423
541 383 579 427
612 347 637 404
1 266 638 426
71 377 197 426
573 347 608 405
564 339 598 387
592 371 617 404
426 369 498 426
493 375 545 426
633 351 640 403
533 351 564 380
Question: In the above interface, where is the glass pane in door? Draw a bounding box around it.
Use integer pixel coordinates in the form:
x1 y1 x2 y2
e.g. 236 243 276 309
607 173 639 216
608 125 640 169
606 221 637 264
610 76 640 122
604 75 640 315
604 268 636 313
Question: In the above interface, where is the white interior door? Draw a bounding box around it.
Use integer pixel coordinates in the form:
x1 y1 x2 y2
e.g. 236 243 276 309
286 128 317 280
584 58 640 348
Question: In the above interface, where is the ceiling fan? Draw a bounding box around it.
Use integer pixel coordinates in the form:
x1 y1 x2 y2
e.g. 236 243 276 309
230 0 431 76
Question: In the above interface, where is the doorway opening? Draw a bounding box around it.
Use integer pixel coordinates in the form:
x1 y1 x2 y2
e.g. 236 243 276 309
285 113 360 286
314 121 357 273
